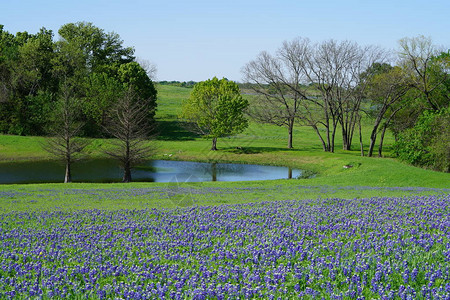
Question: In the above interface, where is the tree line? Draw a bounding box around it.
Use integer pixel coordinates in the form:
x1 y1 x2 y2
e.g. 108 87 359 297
0 22 157 182
159 81 197 88
0 22 157 137
241 36 449 171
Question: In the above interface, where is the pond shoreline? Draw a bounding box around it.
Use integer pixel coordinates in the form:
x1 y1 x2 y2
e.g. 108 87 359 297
0 159 304 185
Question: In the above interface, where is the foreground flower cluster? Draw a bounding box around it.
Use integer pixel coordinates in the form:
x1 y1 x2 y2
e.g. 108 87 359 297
0 195 449 299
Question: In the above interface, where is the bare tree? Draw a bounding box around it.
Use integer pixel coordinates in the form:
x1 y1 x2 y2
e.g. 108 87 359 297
300 39 386 151
365 65 411 157
243 38 386 152
398 35 446 111
136 57 158 81
298 39 349 152
242 39 310 149
42 80 88 183
103 87 155 182
341 45 386 151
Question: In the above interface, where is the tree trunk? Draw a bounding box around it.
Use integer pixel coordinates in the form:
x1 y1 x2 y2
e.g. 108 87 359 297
324 103 332 152
326 125 332 152
348 118 357 151
64 160 71 183
311 125 327 151
358 117 364 157
342 129 349 150
368 109 386 157
122 141 132 182
377 105 403 157
368 128 378 158
287 119 294 149
331 125 337 153
123 161 132 183
341 116 349 150
342 124 354 151
211 137 217 151
330 104 340 153
378 125 388 158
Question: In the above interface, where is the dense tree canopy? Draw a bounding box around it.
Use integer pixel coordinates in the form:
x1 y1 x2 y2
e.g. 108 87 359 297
57 22 134 73
0 22 157 137
392 44 449 172
117 61 157 122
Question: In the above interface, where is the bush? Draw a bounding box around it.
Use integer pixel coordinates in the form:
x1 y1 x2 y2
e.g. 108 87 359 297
394 107 449 172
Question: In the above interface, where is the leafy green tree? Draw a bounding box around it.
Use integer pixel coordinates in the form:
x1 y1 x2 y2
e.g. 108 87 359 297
429 108 450 172
0 26 19 132
0 25 17 103
58 22 134 73
81 62 157 137
3 27 56 135
391 44 449 170
52 37 86 80
0 22 157 138
82 72 123 136
116 61 157 120
427 51 450 107
53 23 156 138
12 28 55 95
180 77 249 150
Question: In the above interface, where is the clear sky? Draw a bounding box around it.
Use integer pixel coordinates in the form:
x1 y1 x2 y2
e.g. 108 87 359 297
2 0 449 82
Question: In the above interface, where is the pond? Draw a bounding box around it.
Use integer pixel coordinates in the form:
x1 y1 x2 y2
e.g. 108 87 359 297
0 159 303 184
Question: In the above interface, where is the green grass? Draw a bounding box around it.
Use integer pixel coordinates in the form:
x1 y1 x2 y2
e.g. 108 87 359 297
0 180 447 213
0 134 51 161
0 84 448 213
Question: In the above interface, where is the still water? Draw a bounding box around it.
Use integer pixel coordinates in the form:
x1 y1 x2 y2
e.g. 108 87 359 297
0 159 302 184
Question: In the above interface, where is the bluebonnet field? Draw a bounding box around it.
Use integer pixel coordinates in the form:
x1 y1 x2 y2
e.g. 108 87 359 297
0 193 449 299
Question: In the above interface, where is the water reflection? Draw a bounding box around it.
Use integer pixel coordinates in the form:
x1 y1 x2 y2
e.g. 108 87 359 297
0 159 303 184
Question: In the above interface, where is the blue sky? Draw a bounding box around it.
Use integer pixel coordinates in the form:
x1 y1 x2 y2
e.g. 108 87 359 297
2 0 449 82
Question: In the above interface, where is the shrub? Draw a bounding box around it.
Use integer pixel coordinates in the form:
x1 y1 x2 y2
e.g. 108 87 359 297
394 107 449 172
